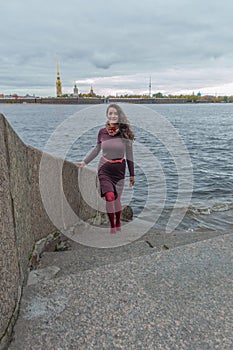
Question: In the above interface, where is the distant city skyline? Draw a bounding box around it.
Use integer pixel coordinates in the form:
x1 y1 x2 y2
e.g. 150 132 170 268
2 70 233 98
1 0 233 97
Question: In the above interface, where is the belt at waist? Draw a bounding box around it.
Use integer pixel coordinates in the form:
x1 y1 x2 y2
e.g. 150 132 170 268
103 157 125 164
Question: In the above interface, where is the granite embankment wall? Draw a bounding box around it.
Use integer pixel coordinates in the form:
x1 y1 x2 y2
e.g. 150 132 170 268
0 113 100 349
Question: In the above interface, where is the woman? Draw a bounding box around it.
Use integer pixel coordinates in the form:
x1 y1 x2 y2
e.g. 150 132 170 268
76 104 135 233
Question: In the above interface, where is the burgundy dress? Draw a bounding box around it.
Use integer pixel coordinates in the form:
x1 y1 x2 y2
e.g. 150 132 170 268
84 128 134 198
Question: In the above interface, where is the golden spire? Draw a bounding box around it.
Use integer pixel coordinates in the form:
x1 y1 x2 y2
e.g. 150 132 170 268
89 85 95 97
56 53 62 97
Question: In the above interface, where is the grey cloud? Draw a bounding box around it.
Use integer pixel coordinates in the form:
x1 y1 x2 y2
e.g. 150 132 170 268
1 0 233 95
91 52 122 69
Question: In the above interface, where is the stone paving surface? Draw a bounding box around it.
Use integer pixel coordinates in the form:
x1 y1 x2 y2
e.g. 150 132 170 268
8 233 233 350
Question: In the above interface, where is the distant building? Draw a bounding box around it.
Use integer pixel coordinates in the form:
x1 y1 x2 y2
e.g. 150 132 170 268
0 94 4 98
56 54 62 97
89 85 96 97
24 94 36 98
73 82 78 97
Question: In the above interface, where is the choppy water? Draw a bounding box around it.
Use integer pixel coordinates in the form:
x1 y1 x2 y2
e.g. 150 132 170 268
1 103 232 233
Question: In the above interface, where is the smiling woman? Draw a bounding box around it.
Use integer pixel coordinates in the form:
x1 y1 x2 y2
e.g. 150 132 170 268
75 104 135 233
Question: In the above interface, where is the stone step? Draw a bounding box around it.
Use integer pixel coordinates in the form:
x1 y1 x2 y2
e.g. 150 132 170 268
29 224 229 284
9 233 233 350
35 239 156 280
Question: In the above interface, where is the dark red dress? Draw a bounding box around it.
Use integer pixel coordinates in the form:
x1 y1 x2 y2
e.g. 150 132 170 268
84 128 134 198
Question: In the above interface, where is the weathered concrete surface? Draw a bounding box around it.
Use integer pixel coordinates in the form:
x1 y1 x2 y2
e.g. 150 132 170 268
0 113 104 348
27 266 61 286
37 228 232 278
4 116 35 278
38 240 155 278
142 228 232 250
1 111 232 349
8 234 233 350
0 115 21 350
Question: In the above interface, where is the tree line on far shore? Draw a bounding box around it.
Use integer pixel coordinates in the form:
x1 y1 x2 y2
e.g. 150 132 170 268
63 91 233 103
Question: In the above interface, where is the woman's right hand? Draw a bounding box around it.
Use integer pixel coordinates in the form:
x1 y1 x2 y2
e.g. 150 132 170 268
74 161 85 167
130 176 135 187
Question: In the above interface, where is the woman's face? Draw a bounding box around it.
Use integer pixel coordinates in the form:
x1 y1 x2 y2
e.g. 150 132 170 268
107 107 119 124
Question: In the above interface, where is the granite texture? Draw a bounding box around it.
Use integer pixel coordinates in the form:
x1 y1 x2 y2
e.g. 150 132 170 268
8 234 233 350
5 116 34 278
1 111 232 349
38 240 155 277
0 113 105 348
0 115 20 349
26 146 56 241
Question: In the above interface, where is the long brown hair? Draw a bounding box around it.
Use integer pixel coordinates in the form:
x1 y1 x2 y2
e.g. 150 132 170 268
106 104 135 141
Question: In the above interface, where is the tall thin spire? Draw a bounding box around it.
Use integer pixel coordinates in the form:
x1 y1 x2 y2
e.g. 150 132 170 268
73 80 78 97
56 53 62 97
149 76 152 98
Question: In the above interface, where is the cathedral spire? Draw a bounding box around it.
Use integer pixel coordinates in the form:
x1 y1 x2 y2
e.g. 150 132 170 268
56 54 62 97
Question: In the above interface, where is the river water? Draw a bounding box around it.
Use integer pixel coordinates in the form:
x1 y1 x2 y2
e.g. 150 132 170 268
1 103 232 233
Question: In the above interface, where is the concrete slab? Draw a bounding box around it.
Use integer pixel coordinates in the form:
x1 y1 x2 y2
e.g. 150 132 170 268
27 266 60 286
38 240 155 277
9 234 233 350
37 228 230 279
64 218 155 248
142 228 232 250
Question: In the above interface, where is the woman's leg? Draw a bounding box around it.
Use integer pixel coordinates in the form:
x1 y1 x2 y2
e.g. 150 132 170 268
115 194 122 231
105 192 116 233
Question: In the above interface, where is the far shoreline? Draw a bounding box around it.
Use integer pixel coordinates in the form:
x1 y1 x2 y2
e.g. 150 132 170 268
0 97 228 105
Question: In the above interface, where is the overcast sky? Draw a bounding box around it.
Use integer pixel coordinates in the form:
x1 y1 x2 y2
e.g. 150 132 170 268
1 0 233 97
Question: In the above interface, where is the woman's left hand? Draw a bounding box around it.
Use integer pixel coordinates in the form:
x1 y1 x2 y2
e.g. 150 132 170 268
74 161 85 167
130 176 135 187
